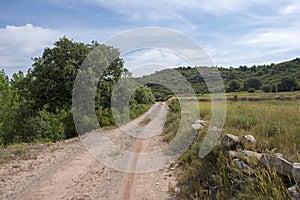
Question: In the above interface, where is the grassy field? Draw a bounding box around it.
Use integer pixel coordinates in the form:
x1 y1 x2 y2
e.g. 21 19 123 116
178 91 300 102
196 100 300 162
164 97 300 199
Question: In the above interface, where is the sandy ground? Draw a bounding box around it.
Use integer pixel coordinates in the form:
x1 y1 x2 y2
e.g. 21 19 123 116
0 103 176 200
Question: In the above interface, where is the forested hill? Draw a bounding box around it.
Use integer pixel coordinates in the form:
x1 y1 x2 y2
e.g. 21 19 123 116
139 58 300 98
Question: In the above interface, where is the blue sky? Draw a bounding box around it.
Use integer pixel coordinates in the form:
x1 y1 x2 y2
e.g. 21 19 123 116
1 0 300 76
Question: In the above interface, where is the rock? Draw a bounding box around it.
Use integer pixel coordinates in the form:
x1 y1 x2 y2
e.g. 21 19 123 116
260 154 293 176
233 158 253 175
292 163 300 191
227 150 238 158
288 185 300 200
191 124 204 130
241 135 256 150
242 150 262 160
221 134 239 149
241 135 256 144
274 153 283 158
233 158 243 169
196 119 207 126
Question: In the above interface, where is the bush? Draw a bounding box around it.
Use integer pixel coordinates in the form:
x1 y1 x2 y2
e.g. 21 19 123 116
262 85 272 93
228 80 240 92
278 76 299 92
247 88 255 93
23 109 65 142
244 77 262 90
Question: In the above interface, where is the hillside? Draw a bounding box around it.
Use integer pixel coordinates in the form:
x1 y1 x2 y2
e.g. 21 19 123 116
137 58 300 99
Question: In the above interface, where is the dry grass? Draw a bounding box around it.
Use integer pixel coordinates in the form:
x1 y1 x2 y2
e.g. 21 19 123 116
166 98 300 199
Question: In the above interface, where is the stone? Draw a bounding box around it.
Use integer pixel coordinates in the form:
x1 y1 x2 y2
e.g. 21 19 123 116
288 185 300 200
241 135 256 144
241 135 256 150
274 153 283 158
233 158 253 175
292 163 300 191
260 154 293 177
196 119 207 126
221 134 239 149
242 150 262 160
191 124 204 130
227 150 238 158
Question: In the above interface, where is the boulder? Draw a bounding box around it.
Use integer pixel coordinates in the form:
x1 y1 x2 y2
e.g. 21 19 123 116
242 150 262 160
191 124 204 130
241 135 256 150
260 154 293 177
288 185 300 200
221 134 239 149
274 153 283 158
196 119 207 126
241 135 256 144
233 158 253 175
227 150 238 158
292 163 300 191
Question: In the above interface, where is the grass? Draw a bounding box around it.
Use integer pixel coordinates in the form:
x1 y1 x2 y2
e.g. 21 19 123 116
179 90 300 102
0 143 45 164
164 97 300 199
182 100 300 162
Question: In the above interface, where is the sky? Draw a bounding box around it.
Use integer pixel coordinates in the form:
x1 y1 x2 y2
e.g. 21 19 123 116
0 0 300 76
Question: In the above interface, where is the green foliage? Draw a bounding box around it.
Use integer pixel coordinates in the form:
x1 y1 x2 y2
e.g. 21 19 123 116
244 77 262 90
262 84 276 93
140 58 300 95
278 76 299 92
162 99 181 143
0 71 20 145
228 80 240 92
247 88 255 93
0 37 153 145
22 109 65 142
132 86 155 104
30 37 91 112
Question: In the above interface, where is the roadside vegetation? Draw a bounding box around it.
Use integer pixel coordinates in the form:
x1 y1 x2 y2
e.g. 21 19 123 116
164 98 300 199
0 37 155 146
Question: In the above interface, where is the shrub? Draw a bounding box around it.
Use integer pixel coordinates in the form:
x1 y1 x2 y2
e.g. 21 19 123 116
247 88 255 93
23 109 65 142
244 77 262 90
262 85 272 93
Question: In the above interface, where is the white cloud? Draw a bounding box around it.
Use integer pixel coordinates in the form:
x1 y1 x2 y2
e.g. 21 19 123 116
123 48 189 77
281 4 300 15
0 24 61 72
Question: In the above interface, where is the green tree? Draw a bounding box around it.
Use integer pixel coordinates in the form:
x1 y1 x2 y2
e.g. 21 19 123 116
244 77 262 90
0 70 20 144
228 80 240 92
30 37 91 112
132 86 155 104
278 77 299 92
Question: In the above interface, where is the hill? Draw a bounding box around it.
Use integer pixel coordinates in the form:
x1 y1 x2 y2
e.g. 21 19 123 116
137 58 300 99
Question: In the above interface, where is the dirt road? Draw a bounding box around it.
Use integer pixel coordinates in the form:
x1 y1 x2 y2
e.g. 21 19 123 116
0 103 176 200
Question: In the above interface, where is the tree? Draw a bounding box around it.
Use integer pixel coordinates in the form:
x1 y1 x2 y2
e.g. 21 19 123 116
278 77 299 92
0 70 20 144
132 86 155 104
244 77 262 90
30 37 91 112
228 80 240 92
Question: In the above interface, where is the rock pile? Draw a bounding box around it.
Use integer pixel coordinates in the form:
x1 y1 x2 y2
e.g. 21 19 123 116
220 134 300 200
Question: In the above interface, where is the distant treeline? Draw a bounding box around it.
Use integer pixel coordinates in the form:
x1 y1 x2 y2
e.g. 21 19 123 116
139 58 300 98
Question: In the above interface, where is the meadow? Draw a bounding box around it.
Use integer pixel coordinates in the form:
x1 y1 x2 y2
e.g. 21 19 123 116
164 96 300 199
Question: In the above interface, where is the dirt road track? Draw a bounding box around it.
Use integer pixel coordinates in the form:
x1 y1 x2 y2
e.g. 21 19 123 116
0 103 176 200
